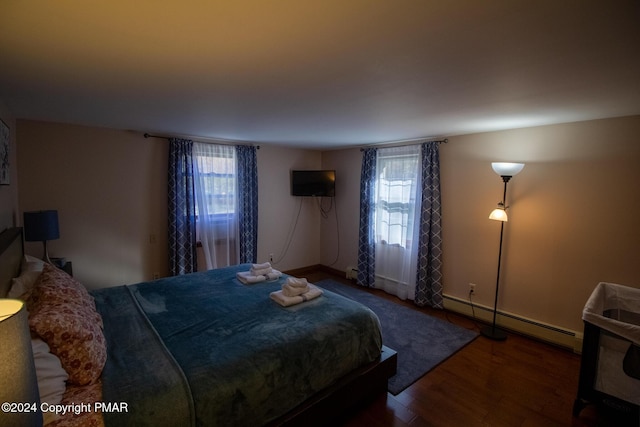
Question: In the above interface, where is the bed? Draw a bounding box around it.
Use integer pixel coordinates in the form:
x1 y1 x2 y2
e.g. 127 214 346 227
0 227 396 426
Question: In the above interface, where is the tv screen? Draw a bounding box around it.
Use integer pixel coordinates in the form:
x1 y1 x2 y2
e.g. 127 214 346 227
291 170 336 197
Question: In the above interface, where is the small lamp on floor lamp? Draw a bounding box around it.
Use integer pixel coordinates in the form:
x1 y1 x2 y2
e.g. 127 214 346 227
482 162 525 341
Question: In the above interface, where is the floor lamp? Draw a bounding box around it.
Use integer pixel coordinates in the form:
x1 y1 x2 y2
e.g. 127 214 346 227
482 162 525 341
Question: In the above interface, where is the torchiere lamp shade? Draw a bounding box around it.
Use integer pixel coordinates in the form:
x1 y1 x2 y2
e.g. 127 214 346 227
23 211 60 242
491 162 525 177
0 299 43 427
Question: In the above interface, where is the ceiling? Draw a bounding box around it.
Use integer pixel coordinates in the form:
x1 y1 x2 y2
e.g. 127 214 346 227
1 1 639 149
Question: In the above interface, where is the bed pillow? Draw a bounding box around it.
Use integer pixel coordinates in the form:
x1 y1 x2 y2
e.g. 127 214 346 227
8 255 46 300
27 264 106 385
31 338 68 425
8 270 42 300
23 254 46 272
27 264 102 327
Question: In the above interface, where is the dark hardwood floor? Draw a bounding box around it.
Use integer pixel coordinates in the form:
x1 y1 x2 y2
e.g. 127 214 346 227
298 267 637 427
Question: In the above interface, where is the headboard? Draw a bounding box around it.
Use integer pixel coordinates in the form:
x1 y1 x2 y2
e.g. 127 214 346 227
0 227 23 297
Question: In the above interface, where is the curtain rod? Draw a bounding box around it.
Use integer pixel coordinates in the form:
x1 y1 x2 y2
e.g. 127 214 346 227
359 138 448 151
143 133 260 149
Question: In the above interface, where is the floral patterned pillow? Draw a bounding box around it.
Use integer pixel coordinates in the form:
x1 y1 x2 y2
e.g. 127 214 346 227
27 264 106 386
27 264 102 327
48 380 105 427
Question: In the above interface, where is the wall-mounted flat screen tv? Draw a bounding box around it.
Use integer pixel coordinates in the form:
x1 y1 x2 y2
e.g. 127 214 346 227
291 170 336 197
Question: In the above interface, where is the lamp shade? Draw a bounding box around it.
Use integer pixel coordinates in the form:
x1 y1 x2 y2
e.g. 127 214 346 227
491 162 525 177
0 300 43 427
23 211 59 242
489 207 508 222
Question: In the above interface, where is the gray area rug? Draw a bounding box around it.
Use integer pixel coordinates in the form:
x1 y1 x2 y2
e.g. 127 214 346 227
315 279 478 395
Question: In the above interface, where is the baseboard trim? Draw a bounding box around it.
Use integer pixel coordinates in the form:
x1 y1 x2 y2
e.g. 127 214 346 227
443 294 583 353
317 265 346 277
299 264 583 353
283 264 325 277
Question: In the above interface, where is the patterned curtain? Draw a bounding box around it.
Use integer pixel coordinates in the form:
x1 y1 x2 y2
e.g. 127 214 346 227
356 148 377 287
168 138 197 275
415 141 443 308
236 145 258 264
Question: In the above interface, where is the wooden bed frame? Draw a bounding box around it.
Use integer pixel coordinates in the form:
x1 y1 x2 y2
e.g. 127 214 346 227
0 226 397 426
271 345 396 426
0 227 23 298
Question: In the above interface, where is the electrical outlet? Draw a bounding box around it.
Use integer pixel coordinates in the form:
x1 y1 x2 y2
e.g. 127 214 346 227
468 283 476 295
269 253 274 263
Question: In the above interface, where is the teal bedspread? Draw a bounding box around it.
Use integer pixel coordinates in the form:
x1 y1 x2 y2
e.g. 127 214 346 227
92 264 382 426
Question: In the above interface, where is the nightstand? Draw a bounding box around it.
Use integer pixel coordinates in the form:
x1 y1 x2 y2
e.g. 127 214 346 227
52 258 73 276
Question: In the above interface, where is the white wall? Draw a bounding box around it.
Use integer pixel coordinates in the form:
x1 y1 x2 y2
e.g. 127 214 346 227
256 144 323 270
441 116 640 333
17 121 168 288
320 148 361 270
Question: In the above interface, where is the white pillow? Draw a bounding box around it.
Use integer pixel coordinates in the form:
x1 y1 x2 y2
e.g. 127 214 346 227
23 255 45 272
8 271 41 299
8 256 45 299
31 338 68 425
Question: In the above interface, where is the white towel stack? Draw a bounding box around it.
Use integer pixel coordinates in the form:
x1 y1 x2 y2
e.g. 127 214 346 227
250 262 273 276
236 262 282 285
270 278 323 307
282 277 309 297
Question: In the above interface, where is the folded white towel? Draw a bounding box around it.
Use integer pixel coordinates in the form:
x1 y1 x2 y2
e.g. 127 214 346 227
265 270 282 281
282 283 310 297
285 277 308 288
236 271 266 285
251 266 273 276
237 270 282 284
252 262 272 270
270 284 323 307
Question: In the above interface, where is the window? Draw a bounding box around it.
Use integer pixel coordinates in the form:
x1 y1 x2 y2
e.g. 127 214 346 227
192 143 239 268
193 143 237 221
374 146 420 249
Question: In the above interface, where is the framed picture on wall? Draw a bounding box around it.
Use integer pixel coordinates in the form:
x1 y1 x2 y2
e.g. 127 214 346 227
0 118 9 185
